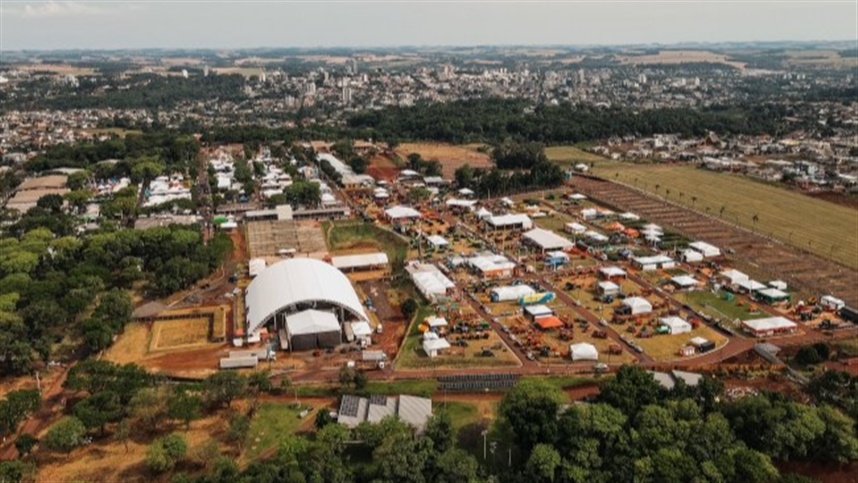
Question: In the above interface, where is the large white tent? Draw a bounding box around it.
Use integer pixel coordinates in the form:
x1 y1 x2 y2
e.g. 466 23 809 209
569 343 599 361
245 258 368 335
490 285 536 302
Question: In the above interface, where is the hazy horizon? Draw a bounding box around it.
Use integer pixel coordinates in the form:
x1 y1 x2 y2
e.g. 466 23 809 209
1 0 856 51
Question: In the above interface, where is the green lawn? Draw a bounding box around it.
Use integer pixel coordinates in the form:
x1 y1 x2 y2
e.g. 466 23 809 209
518 375 594 394
323 221 409 269
676 291 759 321
243 402 315 461
363 379 438 397
437 401 482 430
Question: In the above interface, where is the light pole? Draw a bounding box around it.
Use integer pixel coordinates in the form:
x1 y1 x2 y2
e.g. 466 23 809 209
482 430 488 460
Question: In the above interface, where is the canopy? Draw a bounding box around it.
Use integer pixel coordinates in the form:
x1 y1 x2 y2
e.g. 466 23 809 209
569 343 599 361
536 316 564 330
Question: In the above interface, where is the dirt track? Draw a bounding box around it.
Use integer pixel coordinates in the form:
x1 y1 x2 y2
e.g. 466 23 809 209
570 176 858 307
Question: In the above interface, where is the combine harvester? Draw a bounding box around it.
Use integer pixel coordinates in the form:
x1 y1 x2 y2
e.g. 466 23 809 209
519 292 556 306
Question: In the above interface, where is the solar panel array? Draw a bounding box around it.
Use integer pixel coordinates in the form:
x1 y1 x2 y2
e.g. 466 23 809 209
340 395 361 417
437 373 519 392
369 394 388 406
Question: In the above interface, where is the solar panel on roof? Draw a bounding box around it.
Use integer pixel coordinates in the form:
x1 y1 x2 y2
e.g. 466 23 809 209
339 395 361 418
369 394 388 406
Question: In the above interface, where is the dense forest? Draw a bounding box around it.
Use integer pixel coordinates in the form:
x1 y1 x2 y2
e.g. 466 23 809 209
0 215 232 374
1 74 247 112
347 98 791 144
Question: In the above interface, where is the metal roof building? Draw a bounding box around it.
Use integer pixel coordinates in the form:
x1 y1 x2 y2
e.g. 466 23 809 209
245 258 368 337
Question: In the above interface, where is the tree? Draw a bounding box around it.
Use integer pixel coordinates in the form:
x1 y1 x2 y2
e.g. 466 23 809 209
526 444 562 483
401 298 419 320
348 156 368 174
129 387 170 434
168 390 203 429
247 371 273 396
454 164 475 188
66 170 91 191
283 181 321 208
36 193 64 213
315 408 335 430
0 389 40 437
115 419 131 453
43 416 86 454
0 461 35 483
407 153 423 171
598 365 662 417
499 379 565 451
73 390 122 435
64 190 91 213
226 413 251 451
203 372 247 409
408 186 432 203
424 411 456 453
15 433 38 457
814 405 858 464
146 433 188 474
434 448 478 483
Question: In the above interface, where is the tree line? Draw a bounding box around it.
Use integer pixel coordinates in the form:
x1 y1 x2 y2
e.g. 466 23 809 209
347 98 790 144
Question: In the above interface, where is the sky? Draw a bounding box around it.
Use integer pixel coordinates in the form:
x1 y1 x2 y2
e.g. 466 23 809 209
0 0 856 51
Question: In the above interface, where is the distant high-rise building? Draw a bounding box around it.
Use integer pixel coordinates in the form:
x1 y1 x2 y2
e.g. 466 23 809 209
638 73 647 84
181 69 189 79
342 85 352 104
577 70 586 84
203 65 210 77
350 58 359 74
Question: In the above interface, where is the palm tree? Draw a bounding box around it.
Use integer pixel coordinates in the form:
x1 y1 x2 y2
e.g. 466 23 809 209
691 196 697 208
655 184 660 194
719 205 726 218
752 214 759 230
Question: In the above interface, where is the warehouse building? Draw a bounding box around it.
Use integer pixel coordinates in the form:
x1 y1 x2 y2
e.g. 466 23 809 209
522 228 573 252
244 258 369 351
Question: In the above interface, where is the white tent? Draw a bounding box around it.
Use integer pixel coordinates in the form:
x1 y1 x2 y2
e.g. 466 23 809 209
524 305 553 318
659 316 692 335
565 222 587 234
688 241 721 258
681 249 704 263
720 269 749 285
569 343 599 361
597 281 620 296
422 332 451 357
426 316 449 328
623 297 653 315
599 266 627 278
351 321 373 339
523 228 573 252
490 285 536 302
385 205 421 220
286 309 341 336
670 275 698 288
426 235 449 248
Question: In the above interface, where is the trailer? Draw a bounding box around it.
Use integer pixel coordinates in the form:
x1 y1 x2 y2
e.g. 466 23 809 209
229 348 275 361
219 356 258 369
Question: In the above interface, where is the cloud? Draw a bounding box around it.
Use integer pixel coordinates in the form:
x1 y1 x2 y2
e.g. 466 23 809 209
2 1 125 18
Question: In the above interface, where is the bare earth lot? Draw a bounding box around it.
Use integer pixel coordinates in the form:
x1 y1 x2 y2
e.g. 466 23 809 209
395 142 493 178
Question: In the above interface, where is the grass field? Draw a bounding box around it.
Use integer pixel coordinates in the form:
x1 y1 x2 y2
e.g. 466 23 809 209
243 402 315 462
437 401 482 430
636 325 729 360
150 317 210 351
585 161 858 269
676 291 760 321
544 146 609 166
324 221 408 270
